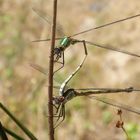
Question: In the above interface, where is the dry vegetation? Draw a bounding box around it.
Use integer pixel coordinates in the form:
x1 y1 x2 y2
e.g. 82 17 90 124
0 0 140 140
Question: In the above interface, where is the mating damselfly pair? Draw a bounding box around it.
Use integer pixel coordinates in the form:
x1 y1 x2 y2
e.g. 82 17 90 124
31 8 140 128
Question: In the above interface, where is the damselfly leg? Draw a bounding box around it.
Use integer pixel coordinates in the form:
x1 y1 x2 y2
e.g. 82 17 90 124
53 38 88 74
51 96 66 128
53 51 64 74
53 104 65 129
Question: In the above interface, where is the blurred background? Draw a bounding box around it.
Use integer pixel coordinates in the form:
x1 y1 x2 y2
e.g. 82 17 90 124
1 0 140 139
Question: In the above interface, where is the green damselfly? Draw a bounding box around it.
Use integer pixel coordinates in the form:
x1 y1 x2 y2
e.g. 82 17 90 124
32 8 140 74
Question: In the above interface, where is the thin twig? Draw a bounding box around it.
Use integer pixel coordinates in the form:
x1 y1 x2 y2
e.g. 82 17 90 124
47 0 57 139
116 110 131 140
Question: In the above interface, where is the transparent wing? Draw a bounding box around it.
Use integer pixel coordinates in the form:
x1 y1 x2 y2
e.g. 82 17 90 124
32 39 140 58
69 13 140 37
30 63 48 75
32 8 65 37
74 87 140 115
85 41 140 58
88 95 140 115
30 63 63 87
32 37 62 42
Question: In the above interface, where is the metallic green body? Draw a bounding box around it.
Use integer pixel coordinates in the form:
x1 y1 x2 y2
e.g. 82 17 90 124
59 37 71 49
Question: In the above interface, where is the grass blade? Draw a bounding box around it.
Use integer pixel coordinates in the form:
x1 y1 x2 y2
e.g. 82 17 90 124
0 102 37 140
0 121 8 140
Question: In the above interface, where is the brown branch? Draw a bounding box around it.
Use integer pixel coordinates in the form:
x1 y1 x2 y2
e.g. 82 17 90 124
47 0 57 140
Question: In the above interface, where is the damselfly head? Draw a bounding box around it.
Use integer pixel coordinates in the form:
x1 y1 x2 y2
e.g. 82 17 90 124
53 47 63 62
54 47 61 54
52 96 65 105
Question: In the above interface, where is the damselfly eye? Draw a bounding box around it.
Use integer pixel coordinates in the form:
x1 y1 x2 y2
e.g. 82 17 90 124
54 48 61 55
58 96 65 102
52 96 64 104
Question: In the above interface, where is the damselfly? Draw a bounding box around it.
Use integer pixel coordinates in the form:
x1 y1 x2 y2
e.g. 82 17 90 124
51 56 140 128
31 42 140 128
31 8 140 129
30 52 139 129
53 87 140 128
32 8 140 74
